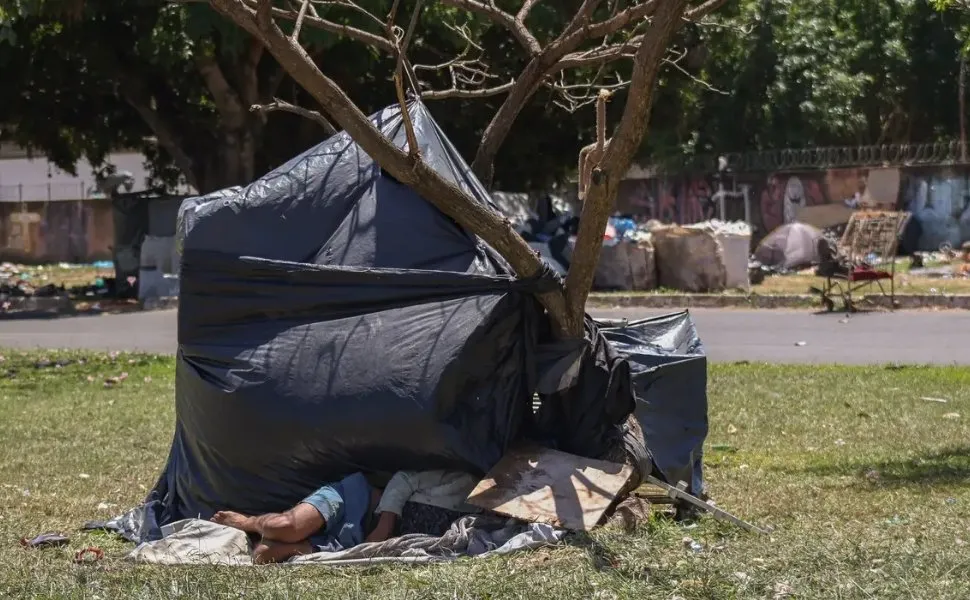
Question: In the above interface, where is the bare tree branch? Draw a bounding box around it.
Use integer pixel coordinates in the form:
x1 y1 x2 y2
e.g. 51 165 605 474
208 0 576 334
255 0 272 27
411 21 509 100
392 0 424 158
561 0 608 35
664 54 727 95
250 98 337 134
468 0 664 185
386 0 403 24
177 0 396 52
557 37 642 69
468 0 728 186
686 0 733 20
558 0 658 49
421 81 513 99
290 0 312 41
516 0 542 23
438 0 542 55
564 0 691 316
204 0 732 335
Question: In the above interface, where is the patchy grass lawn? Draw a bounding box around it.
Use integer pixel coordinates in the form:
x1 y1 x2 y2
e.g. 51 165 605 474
1 265 108 290
0 352 968 599
754 271 970 296
592 272 970 298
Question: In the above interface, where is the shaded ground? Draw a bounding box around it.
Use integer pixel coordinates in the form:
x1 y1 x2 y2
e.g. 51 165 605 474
0 355 967 599
2 308 967 366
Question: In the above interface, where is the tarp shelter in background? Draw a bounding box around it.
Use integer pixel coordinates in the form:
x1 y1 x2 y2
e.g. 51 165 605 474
104 101 709 543
754 222 823 270
112 192 186 298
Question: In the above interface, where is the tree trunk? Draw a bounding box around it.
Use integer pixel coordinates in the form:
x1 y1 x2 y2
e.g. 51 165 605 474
563 0 690 325
960 50 967 162
191 126 258 194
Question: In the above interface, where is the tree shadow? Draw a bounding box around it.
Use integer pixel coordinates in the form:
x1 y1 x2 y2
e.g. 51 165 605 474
799 446 970 488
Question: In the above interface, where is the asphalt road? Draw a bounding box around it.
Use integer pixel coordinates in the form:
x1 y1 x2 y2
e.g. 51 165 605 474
0 308 967 365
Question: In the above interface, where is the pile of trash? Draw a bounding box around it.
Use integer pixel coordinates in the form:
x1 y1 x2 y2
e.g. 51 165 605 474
908 241 970 279
513 205 753 293
0 262 66 299
0 261 126 316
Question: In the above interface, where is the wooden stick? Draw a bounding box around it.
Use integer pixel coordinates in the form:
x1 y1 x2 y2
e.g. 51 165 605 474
644 475 769 535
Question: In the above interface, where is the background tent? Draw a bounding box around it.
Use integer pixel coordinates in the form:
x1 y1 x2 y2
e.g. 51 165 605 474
102 102 709 542
754 222 822 270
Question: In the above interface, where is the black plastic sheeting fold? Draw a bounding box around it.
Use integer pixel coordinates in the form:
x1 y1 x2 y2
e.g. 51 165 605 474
599 312 708 495
115 101 709 542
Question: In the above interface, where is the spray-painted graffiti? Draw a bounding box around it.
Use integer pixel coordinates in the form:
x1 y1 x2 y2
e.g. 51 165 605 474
41 201 90 262
617 165 970 250
616 176 750 224
902 171 970 251
0 200 110 262
759 174 825 231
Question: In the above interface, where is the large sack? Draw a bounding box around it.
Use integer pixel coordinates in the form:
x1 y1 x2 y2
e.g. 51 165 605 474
629 240 657 290
651 226 727 292
715 231 750 291
588 240 657 291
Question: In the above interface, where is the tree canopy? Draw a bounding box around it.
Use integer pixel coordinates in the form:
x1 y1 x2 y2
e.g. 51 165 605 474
1 0 969 195
0 0 625 192
643 0 968 168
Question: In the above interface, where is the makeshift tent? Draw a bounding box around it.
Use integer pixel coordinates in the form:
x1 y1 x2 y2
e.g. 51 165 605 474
104 102 709 543
754 222 822 270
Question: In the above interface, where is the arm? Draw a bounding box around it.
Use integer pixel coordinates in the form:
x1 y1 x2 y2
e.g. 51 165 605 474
365 470 464 543
364 471 415 543
364 511 398 543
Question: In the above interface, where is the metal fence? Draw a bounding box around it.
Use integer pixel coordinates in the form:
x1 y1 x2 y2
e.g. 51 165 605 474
0 182 103 203
658 139 970 174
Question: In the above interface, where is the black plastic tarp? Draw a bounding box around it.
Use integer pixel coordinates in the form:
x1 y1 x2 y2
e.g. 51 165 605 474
116 101 710 542
158 101 555 522
599 312 708 495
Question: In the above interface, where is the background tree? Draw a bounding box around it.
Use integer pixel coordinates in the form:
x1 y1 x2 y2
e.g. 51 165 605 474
644 0 967 167
0 0 632 192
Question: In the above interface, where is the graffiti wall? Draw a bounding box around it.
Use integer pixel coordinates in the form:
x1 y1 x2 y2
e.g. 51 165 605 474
617 166 970 251
0 200 114 263
902 169 970 251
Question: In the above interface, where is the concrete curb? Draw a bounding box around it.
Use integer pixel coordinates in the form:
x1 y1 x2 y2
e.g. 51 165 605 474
0 296 76 320
3 293 968 319
142 293 970 312
587 293 970 310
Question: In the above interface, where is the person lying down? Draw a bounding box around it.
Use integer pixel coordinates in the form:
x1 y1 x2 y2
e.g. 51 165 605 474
211 470 476 564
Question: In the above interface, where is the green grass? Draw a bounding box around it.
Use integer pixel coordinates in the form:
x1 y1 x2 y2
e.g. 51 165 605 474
1 352 969 599
591 273 970 298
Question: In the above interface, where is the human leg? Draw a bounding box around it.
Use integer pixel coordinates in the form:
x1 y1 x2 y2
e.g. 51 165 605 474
212 503 324 544
252 539 314 564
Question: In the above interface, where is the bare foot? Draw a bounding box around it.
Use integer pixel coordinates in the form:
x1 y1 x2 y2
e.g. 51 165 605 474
212 510 256 532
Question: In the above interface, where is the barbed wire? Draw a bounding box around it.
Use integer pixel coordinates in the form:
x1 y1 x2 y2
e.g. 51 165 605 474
655 139 970 174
